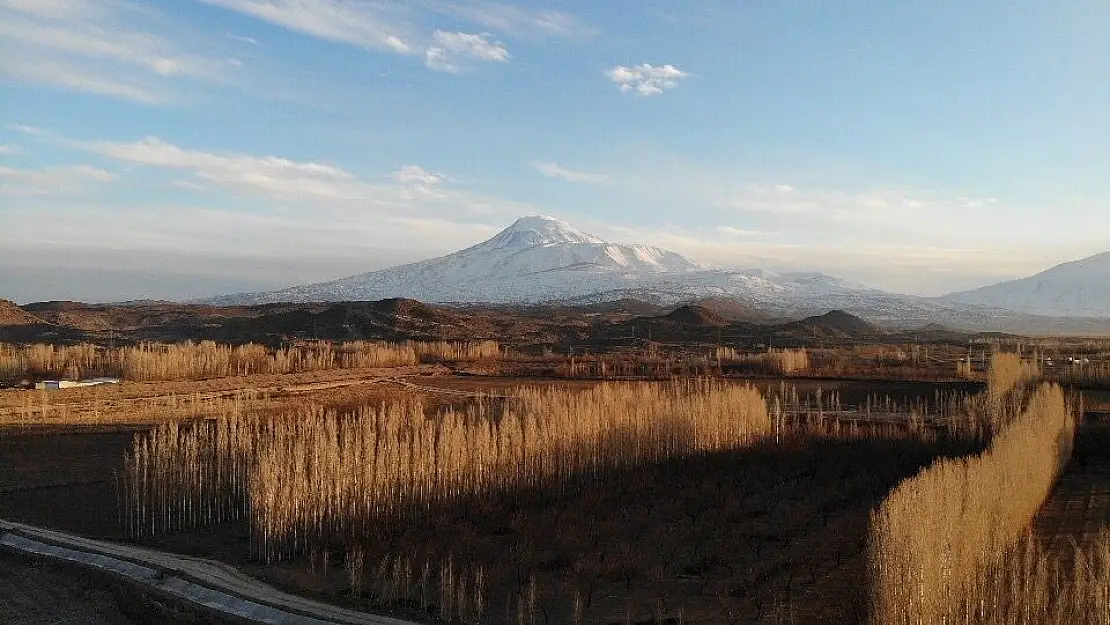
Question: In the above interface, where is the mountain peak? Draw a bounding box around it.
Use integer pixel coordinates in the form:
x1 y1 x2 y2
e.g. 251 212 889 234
206 216 930 320
946 249 1110 317
485 215 605 249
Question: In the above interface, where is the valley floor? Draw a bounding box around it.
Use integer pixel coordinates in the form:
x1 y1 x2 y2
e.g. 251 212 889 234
2 371 1107 624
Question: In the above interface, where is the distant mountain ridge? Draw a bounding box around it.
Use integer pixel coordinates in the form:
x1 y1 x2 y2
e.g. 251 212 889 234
206 215 860 306
207 216 705 305
203 215 1098 328
946 251 1110 317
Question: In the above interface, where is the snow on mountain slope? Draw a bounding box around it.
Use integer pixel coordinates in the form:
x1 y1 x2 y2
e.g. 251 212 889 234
211 216 700 304
205 215 1007 325
945 251 1110 317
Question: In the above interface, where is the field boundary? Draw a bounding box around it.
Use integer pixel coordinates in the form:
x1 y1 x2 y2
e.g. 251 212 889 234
0 519 418 625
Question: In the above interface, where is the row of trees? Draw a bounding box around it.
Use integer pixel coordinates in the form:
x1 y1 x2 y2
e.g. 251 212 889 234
0 340 501 382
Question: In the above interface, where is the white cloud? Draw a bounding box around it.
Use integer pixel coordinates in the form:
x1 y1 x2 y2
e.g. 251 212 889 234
606 63 688 96
0 20 235 79
0 0 106 21
532 161 607 184
0 164 114 194
719 184 1006 232
0 144 23 155
425 30 508 73
199 0 413 53
0 130 545 300
225 32 260 46
716 225 775 237
0 58 168 104
424 1 593 39
199 1 583 75
8 124 52 137
79 136 360 201
0 0 241 103
67 133 534 220
392 165 445 186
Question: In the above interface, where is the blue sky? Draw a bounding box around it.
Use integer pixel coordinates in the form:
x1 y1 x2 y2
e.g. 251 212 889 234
2 0 1109 302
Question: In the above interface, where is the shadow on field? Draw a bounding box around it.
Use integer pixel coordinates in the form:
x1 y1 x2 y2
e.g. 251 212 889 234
154 435 977 625
0 423 980 624
1034 414 1110 558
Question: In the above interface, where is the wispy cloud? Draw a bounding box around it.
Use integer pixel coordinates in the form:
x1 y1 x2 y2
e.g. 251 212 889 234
424 30 508 73
0 19 236 79
79 135 361 201
0 144 24 155
0 0 107 21
200 0 587 74
68 133 534 220
0 58 168 104
719 184 1005 231
590 150 1033 253
198 0 414 53
423 1 594 39
3 128 548 299
586 220 1089 296
8 124 52 137
0 163 114 195
0 0 241 103
532 161 607 184
606 63 689 96
392 165 445 186
716 225 775 237
225 32 260 46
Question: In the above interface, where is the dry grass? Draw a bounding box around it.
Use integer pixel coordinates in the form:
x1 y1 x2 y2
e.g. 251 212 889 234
412 341 501 363
0 343 107 381
716 347 810 375
940 530 1110 625
119 341 420 381
986 352 1041 397
118 379 980 623
122 380 770 561
0 340 502 383
0 366 443 427
2 389 262 428
867 383 1074 625
556 351 714 379
795 344 969 381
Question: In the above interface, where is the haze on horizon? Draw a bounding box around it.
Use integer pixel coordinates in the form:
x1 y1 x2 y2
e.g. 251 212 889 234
2 0 1108 304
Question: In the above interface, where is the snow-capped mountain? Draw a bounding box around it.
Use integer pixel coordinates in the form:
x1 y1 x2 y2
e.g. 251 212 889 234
212 216 702 304
945 251 1110 317
205 215 1013 326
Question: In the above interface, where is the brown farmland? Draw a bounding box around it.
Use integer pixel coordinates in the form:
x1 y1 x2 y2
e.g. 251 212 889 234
3 302 1110 623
